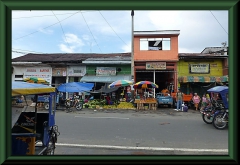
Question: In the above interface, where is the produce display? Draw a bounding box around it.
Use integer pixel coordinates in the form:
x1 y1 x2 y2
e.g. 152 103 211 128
83 99 136 110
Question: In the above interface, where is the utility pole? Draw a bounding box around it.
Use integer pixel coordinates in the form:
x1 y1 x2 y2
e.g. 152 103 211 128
131 10 134 83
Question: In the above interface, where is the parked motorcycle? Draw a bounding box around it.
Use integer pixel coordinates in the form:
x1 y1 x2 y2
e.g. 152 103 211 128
200 99 224 124
206 86 229 130
65 95 83 112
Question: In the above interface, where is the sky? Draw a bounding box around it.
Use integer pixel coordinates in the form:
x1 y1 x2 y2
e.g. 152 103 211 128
12 10 228 59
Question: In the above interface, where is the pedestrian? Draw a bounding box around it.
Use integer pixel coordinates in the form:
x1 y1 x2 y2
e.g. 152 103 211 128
192 93 201 111
176 89 184 111
200 94 209 111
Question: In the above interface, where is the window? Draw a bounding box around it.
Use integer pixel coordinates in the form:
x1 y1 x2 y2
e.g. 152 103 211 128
140 38 171 51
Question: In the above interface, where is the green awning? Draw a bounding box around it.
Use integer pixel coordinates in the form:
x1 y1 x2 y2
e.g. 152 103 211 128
178 76 228 83
80 75 132 83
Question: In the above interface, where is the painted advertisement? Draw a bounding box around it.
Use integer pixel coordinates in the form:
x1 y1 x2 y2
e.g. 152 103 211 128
96 67 116 76
190 64 210 73
23 67 52 84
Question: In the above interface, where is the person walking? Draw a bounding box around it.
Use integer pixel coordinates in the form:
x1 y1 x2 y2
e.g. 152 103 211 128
176 89 184 111
192 93 201 111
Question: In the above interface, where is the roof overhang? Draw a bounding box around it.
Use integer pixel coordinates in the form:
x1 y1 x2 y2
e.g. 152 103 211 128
134 30 180 36
80 75 132 83
82 61 131 64
178 76 228 83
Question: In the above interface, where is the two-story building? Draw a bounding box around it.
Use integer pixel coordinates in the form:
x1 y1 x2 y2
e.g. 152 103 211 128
133 30 180 95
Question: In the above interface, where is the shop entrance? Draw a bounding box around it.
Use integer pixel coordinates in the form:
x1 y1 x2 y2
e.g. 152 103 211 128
135 70 174 94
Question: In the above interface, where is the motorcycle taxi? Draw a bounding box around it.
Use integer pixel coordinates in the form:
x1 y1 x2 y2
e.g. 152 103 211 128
11 81 60 155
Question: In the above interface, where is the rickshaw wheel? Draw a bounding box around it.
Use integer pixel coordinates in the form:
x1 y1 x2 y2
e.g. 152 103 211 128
43 137 55 155
44 103 49 110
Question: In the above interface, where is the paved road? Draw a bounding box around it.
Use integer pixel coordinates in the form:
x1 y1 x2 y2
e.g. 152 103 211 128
11 106 228 155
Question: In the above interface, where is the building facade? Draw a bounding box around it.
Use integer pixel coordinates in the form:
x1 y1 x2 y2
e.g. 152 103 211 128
177 53 228 96
133 30 180 95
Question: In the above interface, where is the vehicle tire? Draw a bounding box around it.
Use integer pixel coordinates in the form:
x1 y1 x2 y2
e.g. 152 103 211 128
202 113 213 124
76 103 83 111
44 103 49 110
212 113 228 129
43 136 55 155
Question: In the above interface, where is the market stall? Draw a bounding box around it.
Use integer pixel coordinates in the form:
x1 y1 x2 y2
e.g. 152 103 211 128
133 81 158 110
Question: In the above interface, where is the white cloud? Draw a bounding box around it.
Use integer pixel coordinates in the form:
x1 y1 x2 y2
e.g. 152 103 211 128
59 33 86 53
59 44 74 53
38 28 53 34
64 33 84 46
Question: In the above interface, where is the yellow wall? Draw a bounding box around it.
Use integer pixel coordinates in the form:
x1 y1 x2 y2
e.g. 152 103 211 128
177 59 223 77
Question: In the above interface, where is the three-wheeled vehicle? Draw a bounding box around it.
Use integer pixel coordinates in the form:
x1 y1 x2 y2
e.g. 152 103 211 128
207 86 229 129
11 81 60 155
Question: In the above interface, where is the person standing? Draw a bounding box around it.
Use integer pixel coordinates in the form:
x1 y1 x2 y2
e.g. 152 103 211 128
176 89 183 111
200 94 209 111
192 93 201 111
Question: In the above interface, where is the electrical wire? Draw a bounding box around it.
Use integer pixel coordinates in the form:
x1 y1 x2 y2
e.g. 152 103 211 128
98 11 129 48
209 11 228 35
12 48 45 54
80 11 102 53
51 11 70 48
12 11 98 19
13 11 81 40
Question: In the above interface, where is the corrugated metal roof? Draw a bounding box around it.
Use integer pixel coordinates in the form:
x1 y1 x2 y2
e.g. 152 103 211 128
201 47 228 55
179 53 228 59
12 53 131 62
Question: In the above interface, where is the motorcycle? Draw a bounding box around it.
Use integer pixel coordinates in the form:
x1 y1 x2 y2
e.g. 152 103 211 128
65 95 83 112
207 86 229 130
200 98 224 124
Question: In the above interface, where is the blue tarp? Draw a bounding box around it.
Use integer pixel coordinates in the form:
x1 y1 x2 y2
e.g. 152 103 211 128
57 82 94 93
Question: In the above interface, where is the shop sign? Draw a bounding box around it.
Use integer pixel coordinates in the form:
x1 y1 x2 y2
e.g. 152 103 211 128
68 66 86 76
189 64 209 73
146 62 166 70
96 67 116 76
24 67 52 83
52 67 67 76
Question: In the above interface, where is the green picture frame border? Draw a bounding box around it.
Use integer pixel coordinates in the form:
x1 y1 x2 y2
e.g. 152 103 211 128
0 0 238 164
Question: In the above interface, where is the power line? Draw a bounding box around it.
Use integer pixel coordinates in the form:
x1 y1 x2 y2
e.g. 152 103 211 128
14 11 81 40
80 11 102 53
209 11 228 35
98 11 129 48
51 11 70 48
12 11 98 19
12 48 45 54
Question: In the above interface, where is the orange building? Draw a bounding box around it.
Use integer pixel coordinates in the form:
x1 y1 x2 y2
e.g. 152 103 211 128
133 30 180 95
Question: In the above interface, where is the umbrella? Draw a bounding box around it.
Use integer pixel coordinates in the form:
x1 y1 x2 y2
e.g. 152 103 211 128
133 81 159 89
108 80 133 88
57 82 94 93
23 77 49 85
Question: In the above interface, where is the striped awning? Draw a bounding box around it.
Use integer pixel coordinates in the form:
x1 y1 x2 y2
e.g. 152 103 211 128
178 75 228 83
